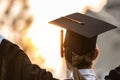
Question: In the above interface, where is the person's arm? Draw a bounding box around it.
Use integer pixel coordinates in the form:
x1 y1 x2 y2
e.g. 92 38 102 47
105 65 120 80
0 39 58 80
18 50 58 80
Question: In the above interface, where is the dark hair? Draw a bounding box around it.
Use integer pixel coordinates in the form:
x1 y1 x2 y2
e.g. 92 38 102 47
64 47 96 80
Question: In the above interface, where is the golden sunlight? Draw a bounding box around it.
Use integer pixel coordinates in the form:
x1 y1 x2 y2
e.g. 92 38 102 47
27 0 107 79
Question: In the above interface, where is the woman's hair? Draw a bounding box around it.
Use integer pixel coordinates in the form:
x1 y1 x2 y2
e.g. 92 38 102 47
64 47 96 80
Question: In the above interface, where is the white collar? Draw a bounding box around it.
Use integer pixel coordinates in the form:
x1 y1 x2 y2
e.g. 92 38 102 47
71 69 96 80
79 69 96 80
79 69 96 76
0 35 4 44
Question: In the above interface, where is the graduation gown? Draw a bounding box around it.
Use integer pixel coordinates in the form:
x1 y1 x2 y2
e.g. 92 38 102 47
0 39 58 80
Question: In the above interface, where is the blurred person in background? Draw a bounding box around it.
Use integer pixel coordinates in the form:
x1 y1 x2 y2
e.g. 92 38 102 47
104 65 120 80
0 34 58 80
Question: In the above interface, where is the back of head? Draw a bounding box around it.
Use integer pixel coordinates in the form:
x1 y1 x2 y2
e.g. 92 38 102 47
64 47 96 80
64 47 96 69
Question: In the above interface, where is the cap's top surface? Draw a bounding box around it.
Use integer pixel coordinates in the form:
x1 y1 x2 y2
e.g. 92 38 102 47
49 12 117 38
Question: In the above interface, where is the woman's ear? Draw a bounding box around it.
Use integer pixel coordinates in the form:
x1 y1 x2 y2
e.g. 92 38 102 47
92 48 99 60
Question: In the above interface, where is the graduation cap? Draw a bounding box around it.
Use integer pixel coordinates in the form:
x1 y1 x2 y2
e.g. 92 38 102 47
49 12 117 57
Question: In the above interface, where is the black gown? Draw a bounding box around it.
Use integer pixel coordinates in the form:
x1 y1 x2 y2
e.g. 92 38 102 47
0 39 58 80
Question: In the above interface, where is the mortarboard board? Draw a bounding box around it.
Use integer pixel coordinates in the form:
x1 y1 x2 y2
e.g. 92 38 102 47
49 12 117 56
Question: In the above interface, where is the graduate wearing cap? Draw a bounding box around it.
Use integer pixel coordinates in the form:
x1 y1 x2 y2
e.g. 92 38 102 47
49 12 117 80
